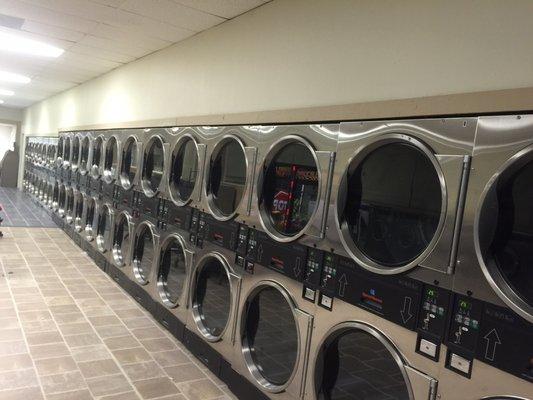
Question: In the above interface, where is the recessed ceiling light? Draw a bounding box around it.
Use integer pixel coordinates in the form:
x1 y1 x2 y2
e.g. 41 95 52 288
0 71 30 84
0 32 64 58
0 89 14 96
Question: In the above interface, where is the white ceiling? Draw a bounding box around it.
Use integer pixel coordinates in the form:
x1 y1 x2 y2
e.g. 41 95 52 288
0 0 270 109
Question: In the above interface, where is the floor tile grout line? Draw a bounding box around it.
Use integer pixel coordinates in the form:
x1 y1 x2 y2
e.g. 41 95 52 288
0 240 48 400
17 232 93 400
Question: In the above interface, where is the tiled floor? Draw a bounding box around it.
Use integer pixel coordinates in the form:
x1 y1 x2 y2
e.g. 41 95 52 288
0 188 56 227
0 226 237 400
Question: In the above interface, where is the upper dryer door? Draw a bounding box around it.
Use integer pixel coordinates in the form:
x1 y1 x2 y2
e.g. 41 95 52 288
335 119 476 275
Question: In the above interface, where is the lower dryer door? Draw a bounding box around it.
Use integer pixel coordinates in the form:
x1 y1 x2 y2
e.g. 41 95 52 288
237 279 313 399
313 321 437 400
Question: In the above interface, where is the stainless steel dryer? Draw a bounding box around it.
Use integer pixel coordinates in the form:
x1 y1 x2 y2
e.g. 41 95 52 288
90 133 105 181
305 300 439 400
333 118 476 284
64 186 75 223
116 130 143 211
111 209 135 269
231 261 315 400
95 202 115 254
167 126 206 210
62 133 72 169
71 133 81 173
83 195 98 242
57 183 67 217
51 180 60 211
102 131 121 199
440 114 533 399
73 189 85 232
248 124 338 250
198 126 257 223
56 135 65 167
185 241 242 366
140 128 170 199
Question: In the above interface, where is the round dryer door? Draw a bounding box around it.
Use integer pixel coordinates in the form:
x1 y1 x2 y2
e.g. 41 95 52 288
314 323 411 400
260 138 319 239
74 192 85 232
340 140 443 271
57 137 64 165
47 144 56 167
71 136 80 170
242 284 299 390
120 136 138 189
79 137 90 173
104 136 119 183
84 198 96 240
63 137 71 167
157 235 187 307
169 136 198 204
207 137 247 218
113 212 132 267
476 150 533 319
91 136 104 178
192 254 231 340
133 224 156 284
142 137 164 197
65 188 75 223
96 205 113 253
47 184 54 207
58 185 67 216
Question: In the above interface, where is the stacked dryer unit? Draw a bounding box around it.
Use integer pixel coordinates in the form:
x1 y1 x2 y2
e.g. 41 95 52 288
28 117 533 400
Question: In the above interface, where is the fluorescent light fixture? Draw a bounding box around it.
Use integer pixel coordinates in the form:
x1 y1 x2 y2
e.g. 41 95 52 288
0 89 14 96
0 32 64 58
0 70 30 84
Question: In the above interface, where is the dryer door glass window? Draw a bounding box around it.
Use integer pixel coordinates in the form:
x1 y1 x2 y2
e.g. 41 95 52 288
57 138 64 159
344 142 442 267
58 186 66 210
104 137 118 179
66 190 74 216
315 328 409 400
158 238 187 305
85 199 95 227
121 137 137 187
64 138 71 163
170 138 198 202
480 159 533 307
80 138 89 171
134 227 154 282
71 137 80 166
208 139 246 216
143 138 164 194
113 214 130 265
93 138 102 169
262 142 319 236
244 286 298 386
193 257 231 337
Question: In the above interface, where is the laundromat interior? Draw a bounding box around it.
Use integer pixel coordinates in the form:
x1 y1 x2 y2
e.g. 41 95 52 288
0 1 532 399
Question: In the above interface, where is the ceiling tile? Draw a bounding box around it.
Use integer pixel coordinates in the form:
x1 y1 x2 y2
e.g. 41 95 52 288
0 25 74 49
67 43 136 63
22 20 86 42
91 23 172 50
120 0 225 31
78 34 155 57
0 0 98 33
88 0 127 7
173 0 267 19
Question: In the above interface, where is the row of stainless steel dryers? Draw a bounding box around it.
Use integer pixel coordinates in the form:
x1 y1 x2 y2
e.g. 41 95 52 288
23 115 532 400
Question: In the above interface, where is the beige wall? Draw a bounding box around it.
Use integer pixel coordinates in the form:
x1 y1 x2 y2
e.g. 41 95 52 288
22 0 533 134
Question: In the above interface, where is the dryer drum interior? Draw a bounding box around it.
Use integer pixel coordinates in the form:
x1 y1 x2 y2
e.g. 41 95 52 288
477 154 533 311
157 236 187 307
96 205 112 252
142 137 164 195
341 141 443 268
261 140 319 237
63 137 71 165
113 213 131 266
52 182 60 206
58 185 66 215
65 188 75 222
47 184 54 206
71 136 80 168
133 225 155 283
47 145 56 165
242 285 298 388
192 255 231 339
170 137 198 203
121 136 138 188
104 137 118 181
79 137 90 172
57 137 64 161
91 137 103 177
74 193 84 231
84 198 96 238
314 324 411 400
208 138 247 217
